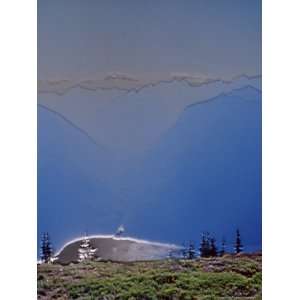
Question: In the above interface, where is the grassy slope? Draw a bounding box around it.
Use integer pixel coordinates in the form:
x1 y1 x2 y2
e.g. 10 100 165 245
37 254 262 300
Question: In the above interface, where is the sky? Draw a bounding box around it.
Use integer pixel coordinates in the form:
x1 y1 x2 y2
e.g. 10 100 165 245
38 0 261 81
38 0 262 252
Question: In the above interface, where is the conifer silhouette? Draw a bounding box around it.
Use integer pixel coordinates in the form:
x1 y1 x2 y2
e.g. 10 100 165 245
219 238 226 256
209 237 218 257
234 229 243 254
40 232 53 263
187 241 196 259
200 233 210 257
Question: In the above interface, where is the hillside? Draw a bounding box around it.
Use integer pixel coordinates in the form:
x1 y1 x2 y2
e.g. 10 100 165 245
38 254 262 299
130 86 261 245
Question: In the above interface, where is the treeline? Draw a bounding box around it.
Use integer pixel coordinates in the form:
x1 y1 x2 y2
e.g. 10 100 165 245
179 229 243 259
39 229 244 264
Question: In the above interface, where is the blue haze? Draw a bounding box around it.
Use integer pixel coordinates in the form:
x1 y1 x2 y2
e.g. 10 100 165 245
38 87 261 252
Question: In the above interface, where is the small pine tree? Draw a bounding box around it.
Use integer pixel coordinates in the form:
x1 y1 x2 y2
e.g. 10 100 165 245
181 242 188 259
187 241 196 260
167 249 173 260
78 235 97 262
234 229 243 254
200 233 210 258
209 238 218 257
219 238 226 256
40 232 53 263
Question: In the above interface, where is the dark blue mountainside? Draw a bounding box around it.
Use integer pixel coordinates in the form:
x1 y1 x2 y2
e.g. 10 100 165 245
38 106 120 249
38 86 261 252
128 86 261 249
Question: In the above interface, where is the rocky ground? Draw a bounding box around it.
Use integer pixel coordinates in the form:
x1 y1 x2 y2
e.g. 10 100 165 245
37 253 262 300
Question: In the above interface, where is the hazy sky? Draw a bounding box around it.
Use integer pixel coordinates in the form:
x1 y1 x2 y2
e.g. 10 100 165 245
38 0 261 81
38 0 261 250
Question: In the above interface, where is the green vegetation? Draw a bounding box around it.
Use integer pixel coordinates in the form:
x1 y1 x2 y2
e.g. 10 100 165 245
37 254 261 299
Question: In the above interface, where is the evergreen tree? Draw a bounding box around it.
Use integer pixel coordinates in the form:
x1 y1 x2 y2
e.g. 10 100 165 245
181 242 188 259
78 235 97 262
200 233 210 258
167 249 174 260
40 232 53 263
219 238 226 256
187 241 196 260
234 229 243 254
209 237 218 257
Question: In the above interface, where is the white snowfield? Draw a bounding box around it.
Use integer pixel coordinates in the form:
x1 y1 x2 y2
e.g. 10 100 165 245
55 235 181 263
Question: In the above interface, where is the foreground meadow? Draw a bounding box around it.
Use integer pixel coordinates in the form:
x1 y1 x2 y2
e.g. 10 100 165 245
38 254 261 300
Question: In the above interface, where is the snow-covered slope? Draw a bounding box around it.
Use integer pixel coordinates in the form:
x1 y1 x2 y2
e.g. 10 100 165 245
56 235 180 263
